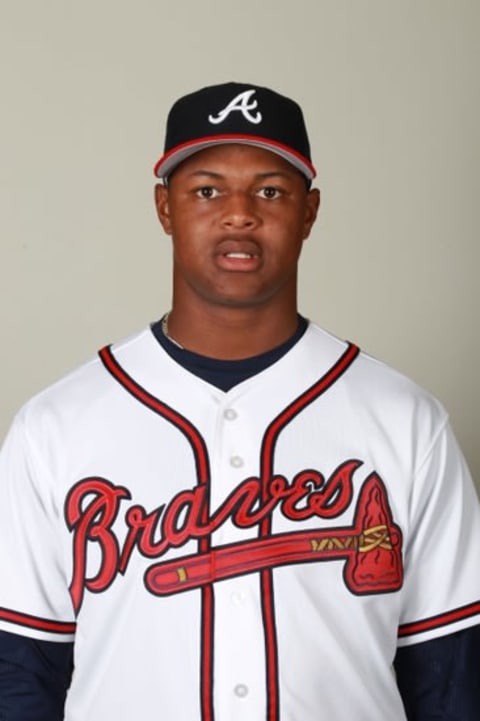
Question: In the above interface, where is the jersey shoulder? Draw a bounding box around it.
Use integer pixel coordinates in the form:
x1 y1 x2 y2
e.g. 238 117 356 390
10 327 158 433
306 321 449 431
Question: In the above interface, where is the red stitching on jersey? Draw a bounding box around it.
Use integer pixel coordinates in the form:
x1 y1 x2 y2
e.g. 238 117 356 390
98 346 210 488
262 570 279 721
0 607 76 635
98 345 214 721
398 601 480 637
257 341 360 721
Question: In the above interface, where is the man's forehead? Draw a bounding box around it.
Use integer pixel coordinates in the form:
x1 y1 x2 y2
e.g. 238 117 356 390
167 143 307 183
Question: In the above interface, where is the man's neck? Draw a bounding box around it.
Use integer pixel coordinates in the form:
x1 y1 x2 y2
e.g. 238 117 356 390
165 303 300 360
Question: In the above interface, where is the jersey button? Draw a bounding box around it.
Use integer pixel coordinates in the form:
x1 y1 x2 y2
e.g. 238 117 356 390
230 456 244 468
234 684 249 698
223 408 238 420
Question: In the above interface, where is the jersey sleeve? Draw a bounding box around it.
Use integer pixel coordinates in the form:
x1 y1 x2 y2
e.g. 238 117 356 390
398 416 480 645
0 411 76 642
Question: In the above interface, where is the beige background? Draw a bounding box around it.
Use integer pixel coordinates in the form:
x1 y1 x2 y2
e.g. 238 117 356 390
1 1 478 489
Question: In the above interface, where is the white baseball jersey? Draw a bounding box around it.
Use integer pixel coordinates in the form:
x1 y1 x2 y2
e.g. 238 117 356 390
0 322 479 721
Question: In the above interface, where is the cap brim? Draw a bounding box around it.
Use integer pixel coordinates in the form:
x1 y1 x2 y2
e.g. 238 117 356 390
154 134 316 181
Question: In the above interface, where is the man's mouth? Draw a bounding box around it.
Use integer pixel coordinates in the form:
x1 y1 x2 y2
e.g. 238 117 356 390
213 237 262 271
225 251 255 259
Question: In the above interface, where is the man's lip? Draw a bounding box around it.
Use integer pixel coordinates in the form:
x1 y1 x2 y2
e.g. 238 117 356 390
214 237 262 270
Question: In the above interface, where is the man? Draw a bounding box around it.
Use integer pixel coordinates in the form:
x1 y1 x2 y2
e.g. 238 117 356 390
0 82 479 720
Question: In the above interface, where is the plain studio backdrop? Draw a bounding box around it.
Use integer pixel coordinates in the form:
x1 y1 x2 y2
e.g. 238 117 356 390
0 1 479 490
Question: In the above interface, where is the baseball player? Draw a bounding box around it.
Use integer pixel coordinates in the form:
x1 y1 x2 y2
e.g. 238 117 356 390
0 82 479 721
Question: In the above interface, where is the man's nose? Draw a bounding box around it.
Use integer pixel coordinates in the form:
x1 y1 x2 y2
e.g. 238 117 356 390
220 192 260 229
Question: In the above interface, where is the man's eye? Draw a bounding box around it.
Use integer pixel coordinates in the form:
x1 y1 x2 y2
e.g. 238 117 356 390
257 187 282 199
195 187 219 199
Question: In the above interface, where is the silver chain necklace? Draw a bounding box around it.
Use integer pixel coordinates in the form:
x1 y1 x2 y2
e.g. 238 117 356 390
160 312 185 349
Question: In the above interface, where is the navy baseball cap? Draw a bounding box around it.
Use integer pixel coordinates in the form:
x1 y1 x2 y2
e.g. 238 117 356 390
154 82 316 182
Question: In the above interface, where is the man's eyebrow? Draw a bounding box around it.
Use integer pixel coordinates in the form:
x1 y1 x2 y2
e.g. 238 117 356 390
186 170 224 179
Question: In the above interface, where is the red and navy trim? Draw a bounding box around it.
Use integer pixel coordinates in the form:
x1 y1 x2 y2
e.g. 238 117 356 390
398 600 480 638
99 345 215 721
0 607 76 635
258 341 360 721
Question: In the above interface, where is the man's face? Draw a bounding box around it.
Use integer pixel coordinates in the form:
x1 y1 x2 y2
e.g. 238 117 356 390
155 144 320 312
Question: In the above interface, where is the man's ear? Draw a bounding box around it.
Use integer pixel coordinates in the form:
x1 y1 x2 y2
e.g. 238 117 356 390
303 188 321 240
154 184 172 235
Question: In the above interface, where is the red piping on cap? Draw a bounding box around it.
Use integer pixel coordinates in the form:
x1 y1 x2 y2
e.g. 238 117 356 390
154 133 316 180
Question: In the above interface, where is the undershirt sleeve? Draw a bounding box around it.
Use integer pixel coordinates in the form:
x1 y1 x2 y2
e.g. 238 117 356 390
394 625 480 720
0 630 73 720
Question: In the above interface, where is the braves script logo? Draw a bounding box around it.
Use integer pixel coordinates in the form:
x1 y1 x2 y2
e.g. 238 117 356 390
65 463 403 612
208 89 262 125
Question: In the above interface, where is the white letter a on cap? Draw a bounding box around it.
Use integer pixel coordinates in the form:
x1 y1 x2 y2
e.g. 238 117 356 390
208 89 262 125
